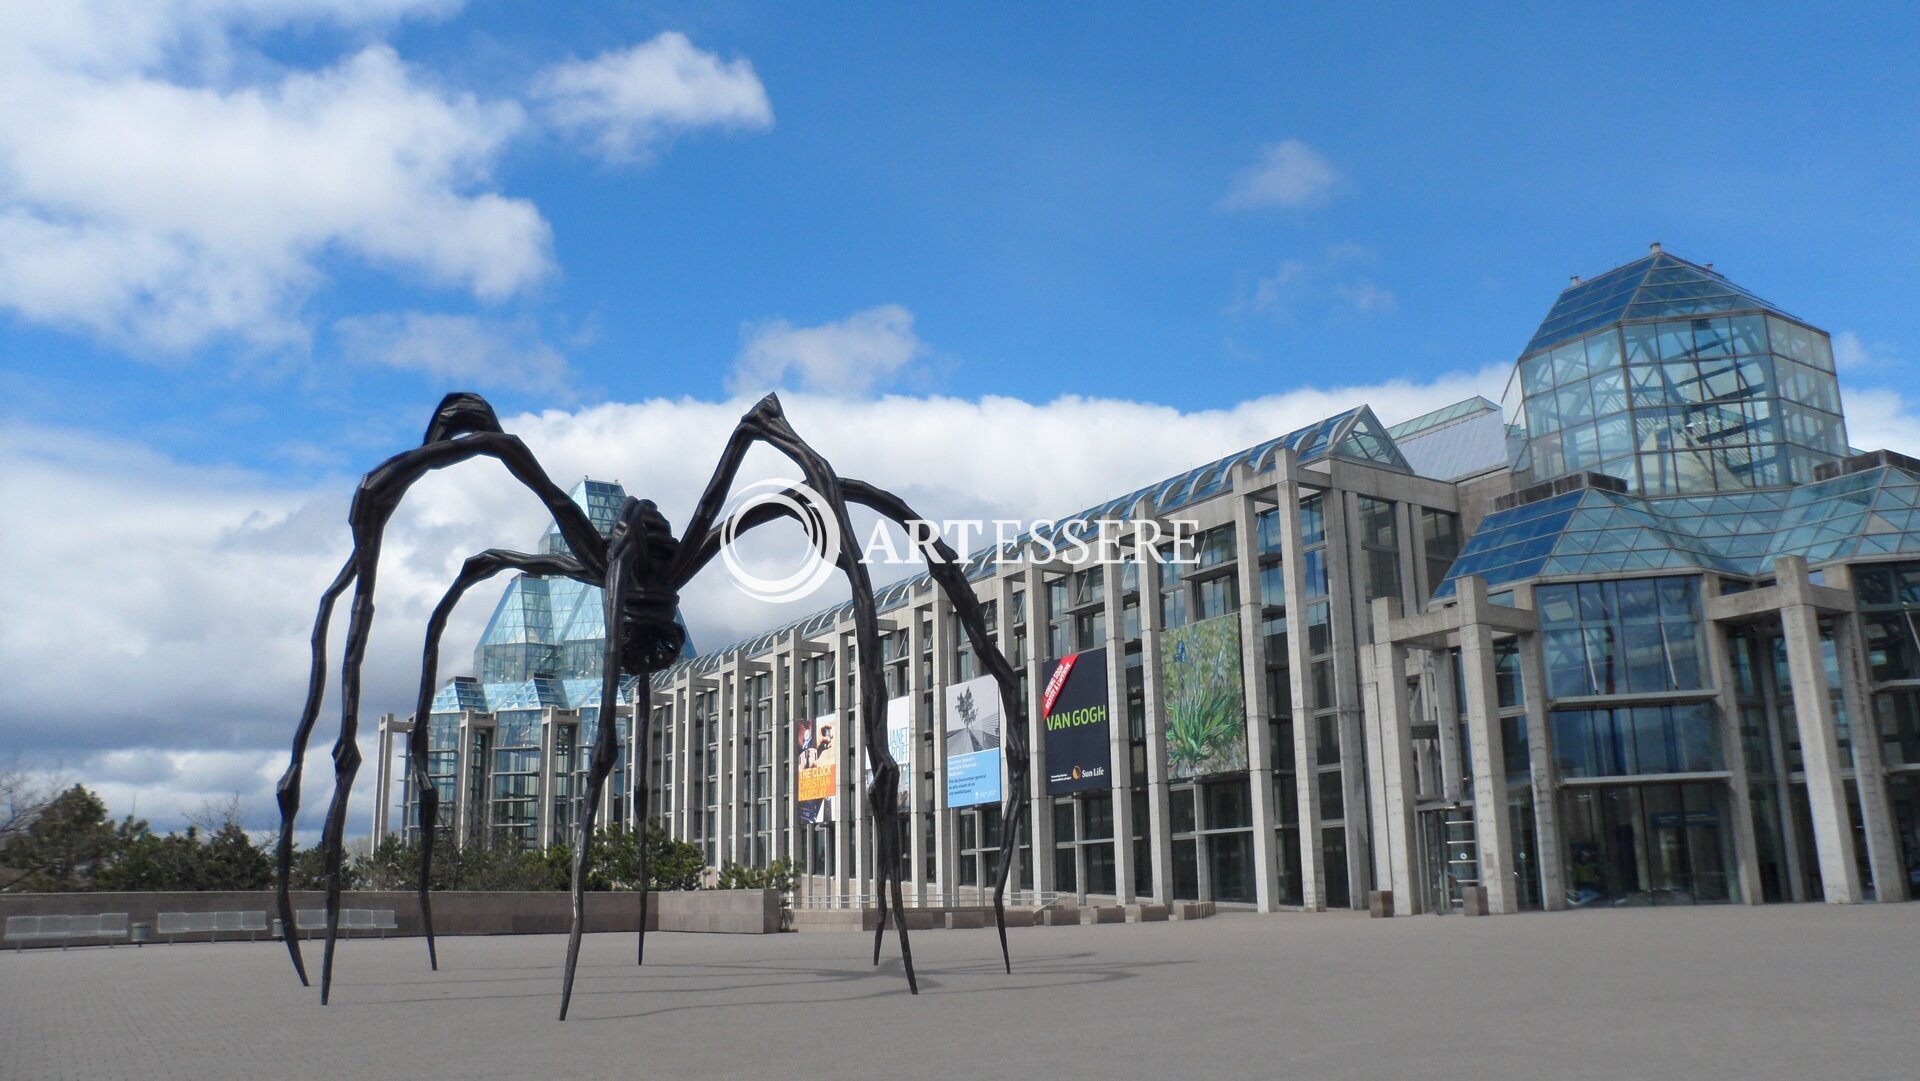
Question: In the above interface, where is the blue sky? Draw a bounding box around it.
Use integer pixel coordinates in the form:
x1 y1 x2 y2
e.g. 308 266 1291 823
3 1 1918 834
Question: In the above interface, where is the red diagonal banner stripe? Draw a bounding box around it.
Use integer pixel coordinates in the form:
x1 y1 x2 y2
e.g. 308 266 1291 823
1041 652 1078 718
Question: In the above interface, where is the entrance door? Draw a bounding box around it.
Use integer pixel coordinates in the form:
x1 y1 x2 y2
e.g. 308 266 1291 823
1417 807 1476 913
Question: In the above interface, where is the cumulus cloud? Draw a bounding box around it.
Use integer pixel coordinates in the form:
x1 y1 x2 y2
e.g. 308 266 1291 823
533 32 773 162
0 5 552 354
729 304 928 396
0 10 776 359
336 311 571 394
1219 139 1344 211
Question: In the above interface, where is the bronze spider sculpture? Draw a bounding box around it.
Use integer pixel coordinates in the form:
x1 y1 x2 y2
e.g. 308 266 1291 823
274 391 1029 1019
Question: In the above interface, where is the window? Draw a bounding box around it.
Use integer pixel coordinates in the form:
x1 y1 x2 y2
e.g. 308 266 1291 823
1537 577 1703 698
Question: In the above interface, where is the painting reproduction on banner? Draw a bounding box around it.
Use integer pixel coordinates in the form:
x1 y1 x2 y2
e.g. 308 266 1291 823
1159 614 1248 779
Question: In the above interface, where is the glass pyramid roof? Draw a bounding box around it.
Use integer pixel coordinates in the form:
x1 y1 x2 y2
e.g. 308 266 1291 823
1524 251 1796 357
1435 463 1920 598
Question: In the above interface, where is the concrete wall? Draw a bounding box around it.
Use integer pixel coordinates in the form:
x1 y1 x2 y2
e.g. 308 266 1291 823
1 889 782 945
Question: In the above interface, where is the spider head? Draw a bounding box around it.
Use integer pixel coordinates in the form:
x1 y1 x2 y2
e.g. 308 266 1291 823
609 498 686 672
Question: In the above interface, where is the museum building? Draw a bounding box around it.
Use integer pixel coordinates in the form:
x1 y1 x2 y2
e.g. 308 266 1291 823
373 245 1920 914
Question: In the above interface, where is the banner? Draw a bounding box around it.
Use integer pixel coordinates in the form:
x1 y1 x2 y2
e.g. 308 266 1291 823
797 711 838 824
944 675 1002 807
885 695 912 781
1159 614 1248 779
1042 648 1111 795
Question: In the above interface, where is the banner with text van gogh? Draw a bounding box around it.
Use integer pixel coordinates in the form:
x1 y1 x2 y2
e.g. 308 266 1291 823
1042 648 1111 795
944 675 1002 807
797 712 838 824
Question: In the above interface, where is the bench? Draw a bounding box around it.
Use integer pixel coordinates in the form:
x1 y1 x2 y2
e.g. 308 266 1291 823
5 913 129 949
156 910 268 943
294 908 399 939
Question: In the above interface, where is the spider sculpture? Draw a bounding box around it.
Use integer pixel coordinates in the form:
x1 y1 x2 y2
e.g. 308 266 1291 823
274 391 1029 1020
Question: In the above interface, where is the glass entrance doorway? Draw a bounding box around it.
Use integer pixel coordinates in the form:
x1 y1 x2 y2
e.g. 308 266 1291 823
1417 807 1476 913
1560 781 1734 906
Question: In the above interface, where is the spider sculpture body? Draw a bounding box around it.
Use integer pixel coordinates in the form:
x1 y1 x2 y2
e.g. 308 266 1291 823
275 391 1028 1019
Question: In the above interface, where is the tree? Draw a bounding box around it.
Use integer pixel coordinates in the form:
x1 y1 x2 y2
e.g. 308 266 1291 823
0 759 61 890
5 784 115 891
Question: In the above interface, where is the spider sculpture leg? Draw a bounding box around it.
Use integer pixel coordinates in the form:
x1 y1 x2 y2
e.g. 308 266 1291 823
631 702 655 966
559 496 682 1020
409 550 590 971
683 475 1028 974
276 556 355 987
840 480 1028 972
277 393 611 1000
665 397 928 991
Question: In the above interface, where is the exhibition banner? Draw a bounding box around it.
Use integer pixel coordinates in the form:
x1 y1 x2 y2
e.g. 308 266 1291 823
1159 614 1249 779
1042 648 1112 795
797 711 838 824
944 675 1002 807
886 695 913 779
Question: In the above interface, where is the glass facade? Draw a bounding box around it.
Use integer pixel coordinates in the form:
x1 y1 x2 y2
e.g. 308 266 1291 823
1506 253 1846 496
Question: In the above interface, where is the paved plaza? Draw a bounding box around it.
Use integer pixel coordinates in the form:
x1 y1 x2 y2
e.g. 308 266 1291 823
2 904 1915 1081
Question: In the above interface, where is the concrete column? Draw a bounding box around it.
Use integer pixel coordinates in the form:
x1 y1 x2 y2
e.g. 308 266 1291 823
831 629 854 903
906 600 929 902
1100 558 1137 904
930 591 956 904
1832 612 1908 902
1515 632 1567 910
371 715 395 844
1701 583 1765 906
1273 459 1326 909
454 716 473 847
1777 558 1861 903
536 711 556 850
1328 490 1372 903
1366 600 1420 914
1231 476 1280 911
1431 651 1466 802
1458 577 1517 914
1136 545 1176 903
716 666 736 866
1016 566 1051 898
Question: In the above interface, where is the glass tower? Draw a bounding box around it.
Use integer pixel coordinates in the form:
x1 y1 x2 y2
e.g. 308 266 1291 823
1504 245 1848 496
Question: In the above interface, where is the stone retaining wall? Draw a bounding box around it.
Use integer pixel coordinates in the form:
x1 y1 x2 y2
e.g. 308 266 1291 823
0 889 781 946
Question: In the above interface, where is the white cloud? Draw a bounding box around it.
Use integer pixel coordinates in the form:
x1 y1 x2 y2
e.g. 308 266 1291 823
0 3 551 353
336 311 571 394
1336 280 1398 315
1238 244 1393 318
730 304 928 396
533 32 773 162
1833 330 1897 373
1219 139 1343 211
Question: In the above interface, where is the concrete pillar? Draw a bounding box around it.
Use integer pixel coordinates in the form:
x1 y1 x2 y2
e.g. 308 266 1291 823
1366 600 1420 914
1458 577 1517 914
1516 632 1568 911
536 710 556 850
454 715 474 847
1100 558 1137 904
1017 566 1051 898
1832 611 1908 902
371 715 395 844
929 591 956 904
1273 460 1326 910
1231 476 1280 912
1136 545 1176 903
1701 582 1765 906
1327 490 1372 903
1777 572 1861 902
832 628 855 904
717 666 737 866
907 600 929 903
